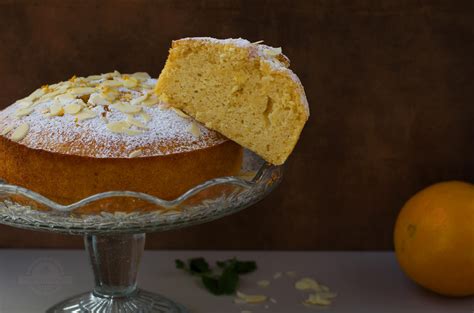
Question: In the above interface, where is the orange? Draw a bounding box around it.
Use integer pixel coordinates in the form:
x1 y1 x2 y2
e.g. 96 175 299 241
394 181 474 297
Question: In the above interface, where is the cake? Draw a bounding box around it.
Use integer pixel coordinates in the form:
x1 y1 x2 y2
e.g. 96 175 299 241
155 37 309 165
0 71 243 213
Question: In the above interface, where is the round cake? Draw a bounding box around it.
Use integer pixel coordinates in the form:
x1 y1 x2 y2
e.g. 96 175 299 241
0 71 243 213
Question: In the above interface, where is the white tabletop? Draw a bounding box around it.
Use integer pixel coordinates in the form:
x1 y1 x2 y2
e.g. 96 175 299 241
0 250 471 313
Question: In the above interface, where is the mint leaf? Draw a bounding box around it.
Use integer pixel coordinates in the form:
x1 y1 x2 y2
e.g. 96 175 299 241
216 258 257 274
219 267 239 294
177 257 256 296
175 259 185 269
189 257 211 275
234 261 257 274
202 276 222 295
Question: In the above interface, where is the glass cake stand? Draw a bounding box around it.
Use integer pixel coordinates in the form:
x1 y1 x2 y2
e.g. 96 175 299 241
0 151 282 313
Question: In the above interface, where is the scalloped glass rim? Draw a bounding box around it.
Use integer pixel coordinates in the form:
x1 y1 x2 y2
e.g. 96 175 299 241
0 151 283 234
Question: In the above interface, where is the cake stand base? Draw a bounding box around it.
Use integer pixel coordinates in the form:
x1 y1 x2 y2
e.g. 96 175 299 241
46 289 188 313
45 233 189 313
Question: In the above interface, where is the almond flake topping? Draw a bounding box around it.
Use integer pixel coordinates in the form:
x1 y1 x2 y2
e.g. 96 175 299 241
56 93 76 105
111 102 142 114
101 80 123 88
235 291 267 304
132 72 151 81
264 47 282 57
10 123 29 142
126 115 148 129
188 121 201 137
49 103 64 116
128 149 143 158
15 107 34 117
75 109 97 121
0 124 14 136
15 99 34 108
121 76 139 88
106 120 129 133
142 94 160 106
64 102 83 115
69 87 96 96
170 107 189 118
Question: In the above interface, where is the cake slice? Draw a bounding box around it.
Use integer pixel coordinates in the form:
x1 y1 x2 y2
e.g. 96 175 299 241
155 37 309 165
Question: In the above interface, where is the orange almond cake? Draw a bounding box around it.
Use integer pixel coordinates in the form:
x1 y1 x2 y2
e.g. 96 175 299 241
156 37 309 165
0 71 243 213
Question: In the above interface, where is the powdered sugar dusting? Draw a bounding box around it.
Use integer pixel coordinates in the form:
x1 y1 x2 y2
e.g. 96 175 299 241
0 72 227 158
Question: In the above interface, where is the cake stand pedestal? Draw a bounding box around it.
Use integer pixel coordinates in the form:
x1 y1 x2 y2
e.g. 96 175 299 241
0 152 282 313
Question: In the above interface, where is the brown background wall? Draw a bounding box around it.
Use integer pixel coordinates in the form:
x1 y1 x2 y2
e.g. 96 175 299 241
0 0 472 250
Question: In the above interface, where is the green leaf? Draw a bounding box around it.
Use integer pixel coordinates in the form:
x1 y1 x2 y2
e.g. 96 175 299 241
215 258 257 274
219 267 239 294
177 257 256 296
234 261 257 274
202 275 223 295
189 257 211 275
175 259 186 270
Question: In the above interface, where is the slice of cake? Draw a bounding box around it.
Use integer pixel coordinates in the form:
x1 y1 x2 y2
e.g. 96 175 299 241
155 37 309 165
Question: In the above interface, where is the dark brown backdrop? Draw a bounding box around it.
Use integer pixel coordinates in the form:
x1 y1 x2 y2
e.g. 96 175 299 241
0 0 472 250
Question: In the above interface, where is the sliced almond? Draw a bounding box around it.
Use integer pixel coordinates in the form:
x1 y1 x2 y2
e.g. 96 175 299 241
64 102 83 114
295 277 320 291
130 94 149 106
39 89 65 101
69 87 96 96
75 109 97 121
100 88 120 101
142 94 160 106
111 102 142 114
86 74 103 81
126 115 148 129
273 272 282 279
89 93 109 106
286 271 296 277
101 79 123 88
15 107 34 117
188 121 201 137
26 88 46 101
236 291 267 304
49 103 64 116
10 123 29 142
170 107 189 118
304 293 332 306
15 99 34 108
121 76 138 88
106 120 129 133
264 47 282 57
257 280 270 288
128 149 143 158
56 93 76 105
0 124 14 136
132 72 151 81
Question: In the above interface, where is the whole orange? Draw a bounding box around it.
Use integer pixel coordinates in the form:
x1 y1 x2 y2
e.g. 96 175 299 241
394 181 474 297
